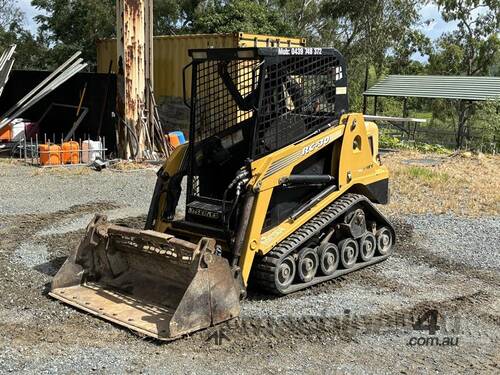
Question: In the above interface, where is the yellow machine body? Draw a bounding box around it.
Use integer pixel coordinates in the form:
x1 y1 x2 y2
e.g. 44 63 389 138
155 114 388 285
50 47 394 341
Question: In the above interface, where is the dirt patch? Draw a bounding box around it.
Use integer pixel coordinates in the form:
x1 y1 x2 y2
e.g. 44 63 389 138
383 150 500 216
1 210 498 373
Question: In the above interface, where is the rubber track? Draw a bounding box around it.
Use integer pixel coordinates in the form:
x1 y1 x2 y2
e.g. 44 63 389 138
254 193 394 294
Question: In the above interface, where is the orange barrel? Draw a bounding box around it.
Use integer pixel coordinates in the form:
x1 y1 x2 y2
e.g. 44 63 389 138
39 144 62 166
62 141 80 164
0 124 12 141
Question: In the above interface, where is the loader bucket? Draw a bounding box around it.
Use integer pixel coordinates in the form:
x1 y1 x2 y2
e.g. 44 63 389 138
49 214 240 340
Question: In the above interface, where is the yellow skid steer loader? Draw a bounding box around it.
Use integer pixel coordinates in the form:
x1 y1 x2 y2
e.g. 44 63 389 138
50 47 395 340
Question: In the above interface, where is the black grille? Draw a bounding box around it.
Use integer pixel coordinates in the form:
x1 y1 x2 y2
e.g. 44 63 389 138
186 48 348 204
192 58 261 143
254 55 343 156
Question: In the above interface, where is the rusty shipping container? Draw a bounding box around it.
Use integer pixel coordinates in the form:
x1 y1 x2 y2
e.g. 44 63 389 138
97 32 306 99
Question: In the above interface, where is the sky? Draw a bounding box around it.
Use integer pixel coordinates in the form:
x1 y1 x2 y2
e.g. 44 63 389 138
18 1 458 62
418 3 458 41
18 0 39 32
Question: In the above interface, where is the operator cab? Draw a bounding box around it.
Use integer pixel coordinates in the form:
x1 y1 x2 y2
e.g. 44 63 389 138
173 48 349 237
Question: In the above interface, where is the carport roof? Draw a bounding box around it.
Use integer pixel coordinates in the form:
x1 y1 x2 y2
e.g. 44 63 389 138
363 75 500 101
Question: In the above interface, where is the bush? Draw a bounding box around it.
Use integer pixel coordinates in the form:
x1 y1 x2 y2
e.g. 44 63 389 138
379 134 452 154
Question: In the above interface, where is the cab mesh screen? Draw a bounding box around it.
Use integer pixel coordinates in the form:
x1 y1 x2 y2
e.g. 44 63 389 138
254 55 342 156
192 58 260 143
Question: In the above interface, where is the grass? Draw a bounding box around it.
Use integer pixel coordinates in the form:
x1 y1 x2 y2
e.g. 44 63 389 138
0 157 21 165
30 166 91 176
110 161 157 171
382 150 500 217
403 166 450 185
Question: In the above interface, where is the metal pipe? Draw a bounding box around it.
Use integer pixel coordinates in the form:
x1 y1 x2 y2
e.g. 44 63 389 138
0 46 15 69
280 175 335 185
0 52 81 121
0 65 82 128
23 130 27 163
231 192 255 267
30 137 33 164
0 45 16 70
64 106 88 141
0 62 87 129
290 184 338 221
35 133 39 164
0 61 86 128
363 115 426 123
0 59 15 96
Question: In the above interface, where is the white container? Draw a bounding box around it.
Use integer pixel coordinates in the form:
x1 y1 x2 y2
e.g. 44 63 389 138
82 140 102 163
11 119 32 141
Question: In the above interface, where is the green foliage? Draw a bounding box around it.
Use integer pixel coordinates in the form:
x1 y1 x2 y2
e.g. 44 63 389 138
153 0 182 35
0 0 24 30
190 0 293 35
405 166 450 183
469 99 500 149
427 0 499 148
0 0 50 69
0 28 50 69
389 29 431 74
379 134 452 154
319 0 427 111
31 0 115 69
379 134 404 148
431 0 500 72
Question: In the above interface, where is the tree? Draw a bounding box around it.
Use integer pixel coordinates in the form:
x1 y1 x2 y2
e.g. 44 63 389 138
315 0 426 111
153 0 183 35
428 0 499 148
190 0 293 35
0 28 51 69
0 0 50 70
0 0 24 30
31 0 116 69
388 29 431 75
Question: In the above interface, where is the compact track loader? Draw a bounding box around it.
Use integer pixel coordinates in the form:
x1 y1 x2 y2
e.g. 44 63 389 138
50 47 395 340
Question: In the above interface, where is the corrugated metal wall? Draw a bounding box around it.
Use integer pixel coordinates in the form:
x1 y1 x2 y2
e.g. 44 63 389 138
97 33 306 98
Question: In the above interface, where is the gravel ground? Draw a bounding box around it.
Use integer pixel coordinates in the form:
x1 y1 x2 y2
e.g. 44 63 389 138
0 162 498 374
0 163 156 215
404 214 500 270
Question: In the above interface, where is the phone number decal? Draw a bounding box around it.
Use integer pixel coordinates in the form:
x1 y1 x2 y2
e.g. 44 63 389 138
278 47 323 55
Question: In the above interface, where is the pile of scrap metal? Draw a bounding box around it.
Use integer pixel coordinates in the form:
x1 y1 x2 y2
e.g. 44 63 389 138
0 45 16 99
0 51 87 134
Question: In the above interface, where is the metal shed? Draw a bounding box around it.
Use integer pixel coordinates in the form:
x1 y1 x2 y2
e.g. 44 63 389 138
364 75 500 101
363 74 500 149
363 74 500 116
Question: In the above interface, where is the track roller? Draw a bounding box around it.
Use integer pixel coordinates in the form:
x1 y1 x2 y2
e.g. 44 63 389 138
339 238 359 269
375 227 393 255
317 243 339 276
275 255 296 292
358 232 376 261
297 248 319 283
